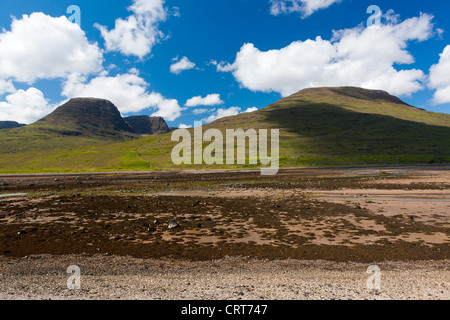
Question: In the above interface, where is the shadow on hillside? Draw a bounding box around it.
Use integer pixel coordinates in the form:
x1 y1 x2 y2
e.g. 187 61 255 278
261 102 450 158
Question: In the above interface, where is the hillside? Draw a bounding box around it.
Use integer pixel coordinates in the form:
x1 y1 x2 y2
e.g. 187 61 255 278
202 86 450 167
0 87 449 173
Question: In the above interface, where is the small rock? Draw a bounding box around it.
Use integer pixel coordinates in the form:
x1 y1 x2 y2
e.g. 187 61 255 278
148 227 156 233
168 220 179 229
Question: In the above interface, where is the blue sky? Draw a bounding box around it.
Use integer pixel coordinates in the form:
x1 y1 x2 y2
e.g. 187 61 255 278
0 0 450 128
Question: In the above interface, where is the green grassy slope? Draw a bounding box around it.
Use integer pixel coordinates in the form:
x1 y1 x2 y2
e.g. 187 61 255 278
0 87 449 173
257 87 450 166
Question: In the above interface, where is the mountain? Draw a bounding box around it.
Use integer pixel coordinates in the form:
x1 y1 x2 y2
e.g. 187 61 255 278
124 115 170 135
0 98 138 154
0 121 25 130
35 98 136 136
202 86 450 166
0 87 449 173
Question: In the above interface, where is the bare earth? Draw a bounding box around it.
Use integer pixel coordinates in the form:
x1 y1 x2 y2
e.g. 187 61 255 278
0 166 448 300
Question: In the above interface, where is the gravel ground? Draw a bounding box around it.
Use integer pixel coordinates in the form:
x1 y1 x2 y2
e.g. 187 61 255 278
0 255 448 300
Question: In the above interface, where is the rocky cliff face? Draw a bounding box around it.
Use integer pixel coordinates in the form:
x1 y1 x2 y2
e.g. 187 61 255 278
124 115 170 135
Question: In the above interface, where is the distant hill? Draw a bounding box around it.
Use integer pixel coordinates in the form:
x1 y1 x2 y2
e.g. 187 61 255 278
0 87 449 173
0 121 25 130
124 115 170 135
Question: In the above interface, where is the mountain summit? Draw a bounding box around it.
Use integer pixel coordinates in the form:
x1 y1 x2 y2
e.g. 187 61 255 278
288 86 410 106
34 98 136 137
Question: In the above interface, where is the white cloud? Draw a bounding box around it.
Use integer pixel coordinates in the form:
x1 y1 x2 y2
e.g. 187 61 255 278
0 79 16 95
0 87 54 124
185 94 224 107
219 13 435 97
192 108 210 115
150 98 183 121
244 107 258 113
172 7 181 18
62 73 182 121
178 123 192 129
428 45 450 105
95 0 167 59
0 12 103 84
170 56 196 74
209 59 234 72
203 107 241 123
269 0 341 18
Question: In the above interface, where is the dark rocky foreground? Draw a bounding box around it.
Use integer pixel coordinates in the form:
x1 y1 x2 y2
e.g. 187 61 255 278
0 166 448 262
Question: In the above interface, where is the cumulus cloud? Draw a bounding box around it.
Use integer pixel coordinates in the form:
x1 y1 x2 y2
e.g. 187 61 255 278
0 12 103 84
218 13 435 97
244 107 258 113
150 98 183 121
0 87 54 124
62 73 182 121
185 94 224 107
178 123 192 129
0 79 16 96
428 45 450 105
203 107 241 123
269 0 342 18
170 56 196 74
209 59 235 72
95 0 167 58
